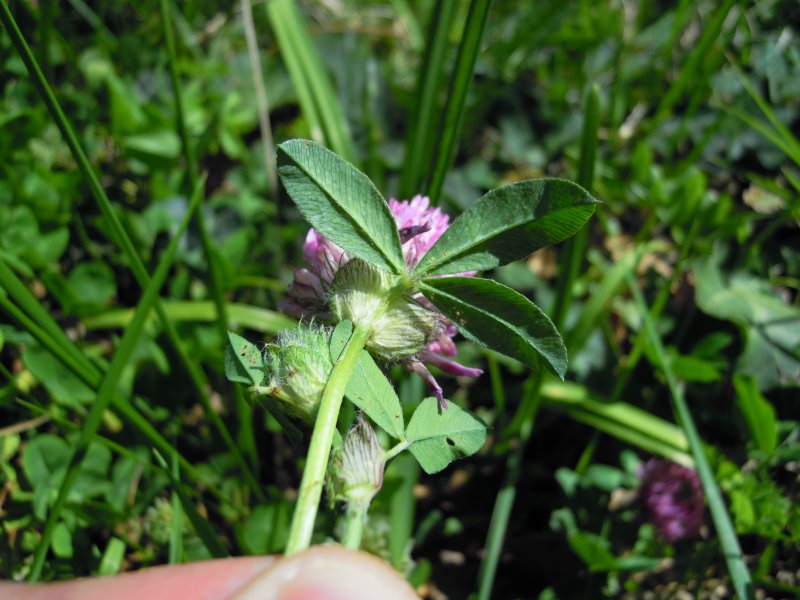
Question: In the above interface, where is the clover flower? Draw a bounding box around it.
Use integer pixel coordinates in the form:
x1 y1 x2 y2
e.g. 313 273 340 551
638 459 705 543
280 195 482 407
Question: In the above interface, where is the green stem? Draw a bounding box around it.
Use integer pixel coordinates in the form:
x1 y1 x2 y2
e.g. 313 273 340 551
284 322 372 555
626 272 753 599
476 383 543 600
383 439 411 462
342 501 368 550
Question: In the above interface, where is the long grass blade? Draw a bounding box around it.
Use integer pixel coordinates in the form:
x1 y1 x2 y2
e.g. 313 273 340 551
475 373 542 600
476 84 598 598
27 178 204 581
169 452 184 564
241 0 278 197
724 60 800 167
654 0 737 121
82 301 295 333
153 451 229 559
539 380 691 464
551 83 600 329
398 0 458 198
265 0 355 161
0 290 211 493
427 0 493 204
626 271 753 599
160 0 258 473
0 1 263 500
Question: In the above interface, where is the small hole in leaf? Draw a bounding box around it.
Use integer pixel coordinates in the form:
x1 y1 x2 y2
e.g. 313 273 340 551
446 437 455 446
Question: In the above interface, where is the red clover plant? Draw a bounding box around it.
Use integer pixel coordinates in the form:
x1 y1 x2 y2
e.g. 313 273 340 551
224 139 597 554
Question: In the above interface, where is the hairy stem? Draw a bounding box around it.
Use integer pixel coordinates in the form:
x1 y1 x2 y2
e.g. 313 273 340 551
342 501 369 550
285 322 372 554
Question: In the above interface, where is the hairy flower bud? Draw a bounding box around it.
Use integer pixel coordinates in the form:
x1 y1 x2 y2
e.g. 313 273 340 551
264 323 333 422
329 259 437 361
327 415 385 507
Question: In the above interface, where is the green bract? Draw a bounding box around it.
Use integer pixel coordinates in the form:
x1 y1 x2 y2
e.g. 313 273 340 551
264 323 335 422
329 259 437 361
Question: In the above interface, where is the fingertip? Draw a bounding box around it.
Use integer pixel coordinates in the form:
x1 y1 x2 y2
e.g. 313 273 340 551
234 546 417 600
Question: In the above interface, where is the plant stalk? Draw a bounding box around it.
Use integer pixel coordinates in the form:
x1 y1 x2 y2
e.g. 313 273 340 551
626 272 753 599
342 501 369 550
285 322 372 554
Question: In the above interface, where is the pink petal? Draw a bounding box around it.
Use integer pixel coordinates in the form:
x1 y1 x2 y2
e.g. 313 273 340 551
406 358 448 409
418 350 483 378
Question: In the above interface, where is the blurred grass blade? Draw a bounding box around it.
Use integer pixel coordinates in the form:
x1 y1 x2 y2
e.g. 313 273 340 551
169 452 184 564
154 451 229 559
477 85 598 599
0 1 263 501
265 0 355 161
427 0 493 204
0 289 209 491
610 218 701 401
476 373 542 600
160 0 258 473
626 271 752 599
654 0 737 120
388 452 418 570
724 59 800 167
551 83 600 329
97 538 126 576
565 242 653 353
718 103 800 166
241 0 278 196
65 0 117 47
82 301 296 334
398 0 458 198
539 380 692 465
0 276 96 387
0 265 211 489
28 178 203 581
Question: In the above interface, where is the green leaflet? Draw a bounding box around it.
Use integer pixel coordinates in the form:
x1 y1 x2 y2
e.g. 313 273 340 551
406 397 487 474
277 140 405 275
344 350 405 441
224 332 265 387
413 179 597 277
420 276 567 378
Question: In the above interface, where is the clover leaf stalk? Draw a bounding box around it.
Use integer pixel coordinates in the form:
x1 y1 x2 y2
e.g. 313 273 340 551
284 321 373 554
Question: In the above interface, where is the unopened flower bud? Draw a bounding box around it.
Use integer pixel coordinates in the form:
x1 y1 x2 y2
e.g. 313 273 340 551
264 323 333 422
329 259 437 361
327 415 385 507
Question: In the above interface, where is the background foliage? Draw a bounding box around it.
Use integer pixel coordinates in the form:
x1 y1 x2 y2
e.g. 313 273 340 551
0 0 798 597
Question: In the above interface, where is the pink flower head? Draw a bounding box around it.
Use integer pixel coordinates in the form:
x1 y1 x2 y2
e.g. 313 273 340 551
638 459 705 543
388 194 451 268
280 194 482 408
